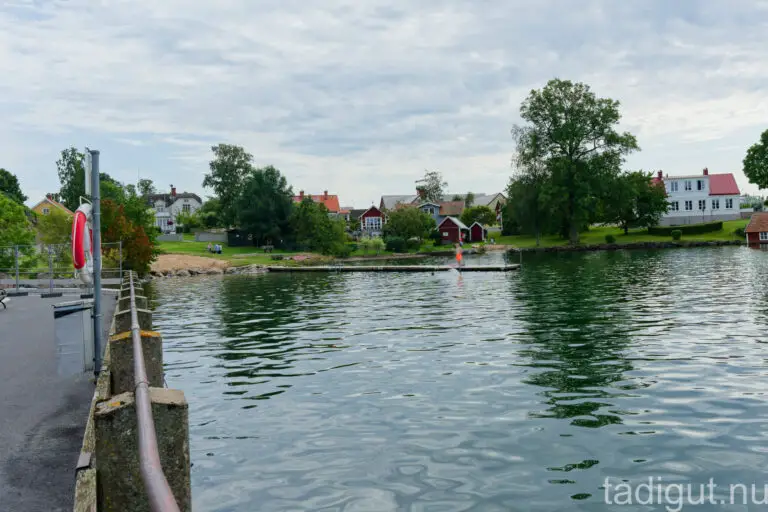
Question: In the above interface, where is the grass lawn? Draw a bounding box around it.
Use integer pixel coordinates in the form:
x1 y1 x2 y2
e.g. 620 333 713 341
497 219 748 248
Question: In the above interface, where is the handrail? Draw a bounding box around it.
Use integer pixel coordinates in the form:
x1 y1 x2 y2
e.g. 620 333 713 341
129 272 181 512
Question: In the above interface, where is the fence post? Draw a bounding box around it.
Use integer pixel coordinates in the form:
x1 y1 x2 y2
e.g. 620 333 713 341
14 246 19 293
119 240 123 281
48 246 53 294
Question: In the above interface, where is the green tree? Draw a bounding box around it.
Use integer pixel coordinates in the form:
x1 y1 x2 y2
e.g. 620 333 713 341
743 129 768 188
383 207 436 241
237 165 293 246
175 210 202 232
56 147 86 210
101 199 156 274
516 79 639 244
416 170 447 203
0 168 27 204
137 178 156 197
0 194 36 270
290 198 348 256
99 173 127 204
198 198 224 228
464 192 475 207
203 144 253 227
603 171 668 234
460 205 497 227
37 208 72 245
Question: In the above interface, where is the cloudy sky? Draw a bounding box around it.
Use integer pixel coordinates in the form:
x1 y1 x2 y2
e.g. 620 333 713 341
1 0 767 208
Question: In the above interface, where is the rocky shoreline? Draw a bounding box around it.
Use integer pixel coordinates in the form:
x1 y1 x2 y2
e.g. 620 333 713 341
146 264 268 279
514 240 744 253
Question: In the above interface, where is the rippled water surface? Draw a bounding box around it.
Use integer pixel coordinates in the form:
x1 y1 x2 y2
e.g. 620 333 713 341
150 248 768 511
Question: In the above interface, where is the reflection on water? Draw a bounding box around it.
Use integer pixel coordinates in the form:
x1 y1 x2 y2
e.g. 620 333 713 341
151 247 768 511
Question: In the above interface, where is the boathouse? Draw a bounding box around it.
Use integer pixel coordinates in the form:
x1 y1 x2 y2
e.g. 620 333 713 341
469 222 487 242
745 212 768 245
438 216 469 244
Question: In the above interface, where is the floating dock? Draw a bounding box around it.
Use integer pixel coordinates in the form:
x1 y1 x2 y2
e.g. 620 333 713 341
267 264 520 273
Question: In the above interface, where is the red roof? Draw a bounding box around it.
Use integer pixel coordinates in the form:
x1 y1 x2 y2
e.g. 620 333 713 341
746 213 768 233
292 193 340 213
708 174 740 196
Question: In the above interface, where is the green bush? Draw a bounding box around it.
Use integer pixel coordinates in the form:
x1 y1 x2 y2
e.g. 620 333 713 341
271 255 284 260
671 230 682 241
348 243 358 252
734 227 746 237
605 234 616 244
405 239 421 251
385 236 407 253
648 221 723 236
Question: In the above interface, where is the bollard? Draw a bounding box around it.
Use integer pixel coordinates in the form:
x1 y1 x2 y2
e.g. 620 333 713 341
118 295 148 311
108 331 164 395
113 309 152 334
94 388 191 512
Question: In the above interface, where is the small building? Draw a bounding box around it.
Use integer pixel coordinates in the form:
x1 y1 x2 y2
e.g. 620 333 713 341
293 191 341 214
226 229 252 247
359 206 386 237
653 168 741 226
469 222 487 242
438 216 469 244
30 195 73 217
745 213 768 245
147 186 202 233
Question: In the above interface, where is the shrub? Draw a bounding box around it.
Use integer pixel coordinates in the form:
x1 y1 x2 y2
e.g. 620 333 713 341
671 230 682 241
648 221 722 236
385 236 407 253
348 243 358 253
405 238 421 251
734 227 746 238
271 255 284 260
605 234 616 244
370 237 385 255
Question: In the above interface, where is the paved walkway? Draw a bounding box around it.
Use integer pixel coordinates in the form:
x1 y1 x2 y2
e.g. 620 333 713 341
0 293 116 511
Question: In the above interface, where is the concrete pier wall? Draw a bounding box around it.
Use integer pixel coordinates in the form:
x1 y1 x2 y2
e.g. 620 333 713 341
73 276 191 512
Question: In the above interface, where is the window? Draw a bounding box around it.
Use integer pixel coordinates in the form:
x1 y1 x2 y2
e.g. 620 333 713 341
442 232 449 236
685 181 692 191
182 204 191 213
670 201 679 211
697 180 704 191
685 200 693 211
712 199 720 210
725 198 733 209
42 207 50 215
761 232 768 241
698 199 706 210
364 216 382 231
671 181 679 192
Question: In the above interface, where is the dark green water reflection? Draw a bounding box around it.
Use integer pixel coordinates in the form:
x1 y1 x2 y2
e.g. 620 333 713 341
151 247 768 511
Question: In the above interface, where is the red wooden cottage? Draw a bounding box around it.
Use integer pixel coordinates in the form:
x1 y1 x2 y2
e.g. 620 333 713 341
745 212 768 245
469 222 487 242
438 216 470 244
359 206 386 236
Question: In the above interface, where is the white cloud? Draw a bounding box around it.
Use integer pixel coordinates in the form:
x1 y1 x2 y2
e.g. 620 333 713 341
0 0 767 206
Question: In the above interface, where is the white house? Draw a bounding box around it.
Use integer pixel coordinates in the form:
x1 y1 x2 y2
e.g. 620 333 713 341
147 186 202 233
653 168 741 226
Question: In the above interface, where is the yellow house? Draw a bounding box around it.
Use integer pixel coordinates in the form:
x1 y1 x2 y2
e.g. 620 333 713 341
31 195 74 217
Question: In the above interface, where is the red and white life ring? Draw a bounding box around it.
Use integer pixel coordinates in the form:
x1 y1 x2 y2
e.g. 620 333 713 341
72 203 94 285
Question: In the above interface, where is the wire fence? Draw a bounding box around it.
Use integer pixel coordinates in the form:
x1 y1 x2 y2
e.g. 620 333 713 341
0 242 123 292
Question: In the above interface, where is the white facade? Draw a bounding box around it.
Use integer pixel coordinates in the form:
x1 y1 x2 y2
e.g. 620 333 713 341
150 192 202 233
658 173 740 226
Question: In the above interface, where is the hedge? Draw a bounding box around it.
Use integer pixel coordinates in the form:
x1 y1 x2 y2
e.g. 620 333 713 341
648 221 723 236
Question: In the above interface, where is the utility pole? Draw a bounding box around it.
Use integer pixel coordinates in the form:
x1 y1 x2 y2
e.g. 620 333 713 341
89 149 103 375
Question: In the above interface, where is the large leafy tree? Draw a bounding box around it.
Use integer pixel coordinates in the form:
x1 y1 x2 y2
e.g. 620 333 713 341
743 129 768 189
0 168 27 204
37 209 72 245
416 170 447 203
56 147 87 210
236 165 293 246
0 193 36 270
203 144 253 227
198 198 224 228
290 198 348 256
383 207 436 241
516 79 639 244
460 205 497 227
603 171 668 234
137 178 156 198
101 199 156 274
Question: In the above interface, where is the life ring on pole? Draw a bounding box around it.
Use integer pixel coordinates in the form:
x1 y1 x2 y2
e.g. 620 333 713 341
72 203 94 285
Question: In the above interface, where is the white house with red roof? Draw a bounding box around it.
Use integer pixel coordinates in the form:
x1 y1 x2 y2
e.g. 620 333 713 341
653 168 741 226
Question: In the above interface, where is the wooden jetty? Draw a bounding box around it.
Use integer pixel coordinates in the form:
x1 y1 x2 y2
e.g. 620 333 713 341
267 264 520 273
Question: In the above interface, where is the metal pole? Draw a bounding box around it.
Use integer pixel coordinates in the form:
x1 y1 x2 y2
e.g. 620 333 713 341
14 246 19 293
91 149 103 375
119 240 123 281
48 246 53 294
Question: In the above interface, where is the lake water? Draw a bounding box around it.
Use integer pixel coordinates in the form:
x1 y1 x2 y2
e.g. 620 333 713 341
150 247 768 511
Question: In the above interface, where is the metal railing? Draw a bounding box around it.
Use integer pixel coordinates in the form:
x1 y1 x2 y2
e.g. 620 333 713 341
127 272 181 512
0 242 123 292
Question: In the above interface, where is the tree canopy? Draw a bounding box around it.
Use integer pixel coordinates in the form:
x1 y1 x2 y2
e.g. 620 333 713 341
137 178 156 198
383 207 436 241
37 208 72 245
236 166 293 246
56 147 87 211
743 129 768 189
0 168 27 204
416 170 447 203
0 194 36 270
460 205 496 228
203 144 254 227
515 79 639 243
603 171 668 234
290 198 348 256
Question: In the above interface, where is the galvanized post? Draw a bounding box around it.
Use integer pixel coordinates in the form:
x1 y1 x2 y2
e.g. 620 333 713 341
48 246 54 294
14 246 19 293
119 240 123 281
90 149 103 375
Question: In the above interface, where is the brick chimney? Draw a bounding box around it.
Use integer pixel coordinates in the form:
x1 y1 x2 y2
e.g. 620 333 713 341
170 185 176 198
657 170 663 179
703 167 709 176
323 190 328 200
299 190 304 200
